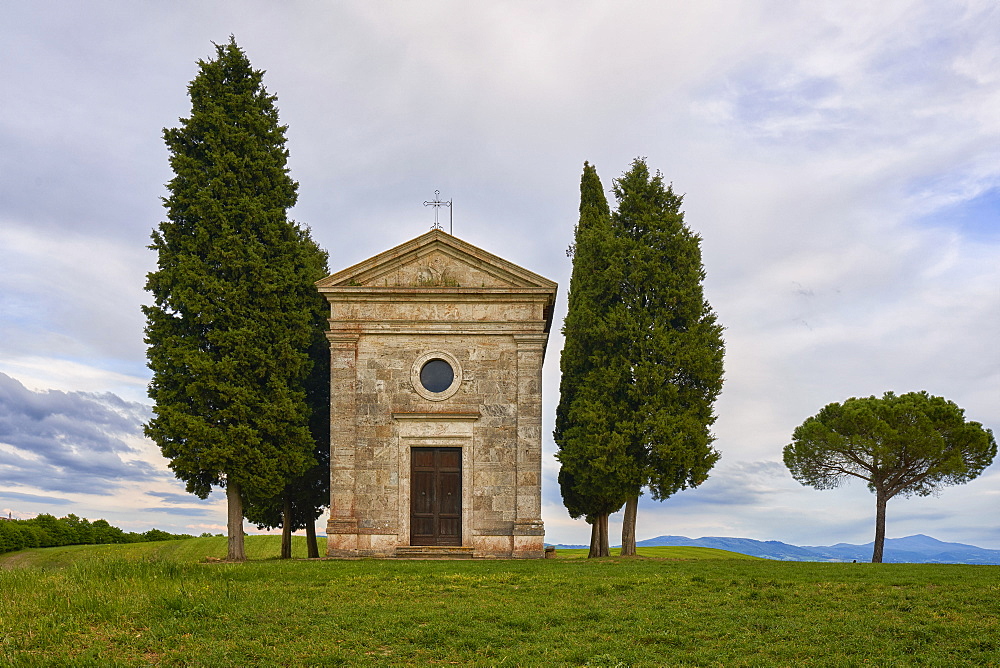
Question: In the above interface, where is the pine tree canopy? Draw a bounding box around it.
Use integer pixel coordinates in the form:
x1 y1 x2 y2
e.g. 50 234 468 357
784 391 996 497
143 38 329 505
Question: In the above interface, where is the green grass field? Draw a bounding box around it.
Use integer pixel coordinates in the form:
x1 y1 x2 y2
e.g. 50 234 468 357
1 537 997 666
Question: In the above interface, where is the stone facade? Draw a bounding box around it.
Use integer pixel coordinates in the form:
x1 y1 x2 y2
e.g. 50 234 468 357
316 229 557 558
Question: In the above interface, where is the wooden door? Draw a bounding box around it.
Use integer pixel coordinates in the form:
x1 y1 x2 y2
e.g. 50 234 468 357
410 447 462 546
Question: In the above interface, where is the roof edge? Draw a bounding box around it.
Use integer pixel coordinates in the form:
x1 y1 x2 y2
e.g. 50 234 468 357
315 229 558 290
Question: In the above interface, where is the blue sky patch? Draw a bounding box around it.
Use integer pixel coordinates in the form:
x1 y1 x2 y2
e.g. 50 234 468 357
919 188 1000 239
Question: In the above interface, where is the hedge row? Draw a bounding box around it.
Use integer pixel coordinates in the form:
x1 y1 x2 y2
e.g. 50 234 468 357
0 513 196 554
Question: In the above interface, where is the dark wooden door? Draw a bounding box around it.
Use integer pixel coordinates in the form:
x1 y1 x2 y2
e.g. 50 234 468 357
410 447 462 546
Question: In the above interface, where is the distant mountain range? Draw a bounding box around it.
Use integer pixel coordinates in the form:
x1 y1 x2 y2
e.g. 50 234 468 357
548 534 1000 565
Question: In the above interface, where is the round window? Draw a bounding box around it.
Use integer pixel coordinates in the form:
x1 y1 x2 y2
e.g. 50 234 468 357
411 351 462 401
420 359 454 393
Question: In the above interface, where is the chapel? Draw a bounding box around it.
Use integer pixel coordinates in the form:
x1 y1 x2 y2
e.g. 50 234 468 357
316 229 557 558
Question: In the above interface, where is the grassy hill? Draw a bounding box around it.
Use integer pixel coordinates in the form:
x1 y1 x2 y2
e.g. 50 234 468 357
0 534 312 569
1 537 996 666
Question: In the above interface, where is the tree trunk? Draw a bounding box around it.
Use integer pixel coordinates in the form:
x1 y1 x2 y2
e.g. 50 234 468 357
872 488 888 563
620 495 638 556
226 481 246 562
280 495 293 559
598 514 610 557
588 513 610 558
306 519 319 558
588 518 600 558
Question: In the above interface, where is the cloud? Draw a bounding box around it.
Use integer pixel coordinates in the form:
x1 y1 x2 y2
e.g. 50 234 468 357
0 357 149 406
142 506 214 517
0 490 72 505
146 491 216 506
0 224 154 378
0 373 158 494
665 461 792 508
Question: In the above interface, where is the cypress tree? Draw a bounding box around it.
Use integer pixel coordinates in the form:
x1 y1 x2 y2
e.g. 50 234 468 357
555 162 635 558
143 38 329 561
610 158 724 555
243 332 330 559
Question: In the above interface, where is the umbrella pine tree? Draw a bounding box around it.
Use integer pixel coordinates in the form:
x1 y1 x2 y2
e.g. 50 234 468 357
785 391 996 563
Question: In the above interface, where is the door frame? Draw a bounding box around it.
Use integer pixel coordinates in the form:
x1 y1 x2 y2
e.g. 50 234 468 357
394 413 478 549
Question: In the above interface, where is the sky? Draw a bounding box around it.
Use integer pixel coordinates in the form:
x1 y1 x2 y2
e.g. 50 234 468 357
1 1 998 549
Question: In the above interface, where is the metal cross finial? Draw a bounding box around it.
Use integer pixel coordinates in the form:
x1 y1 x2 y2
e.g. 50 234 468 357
423 190 453 234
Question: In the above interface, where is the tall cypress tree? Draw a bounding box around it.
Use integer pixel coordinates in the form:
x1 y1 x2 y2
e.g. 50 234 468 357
143 38 329 561
243 330 330 559
555 162 635 558
610 158 724 555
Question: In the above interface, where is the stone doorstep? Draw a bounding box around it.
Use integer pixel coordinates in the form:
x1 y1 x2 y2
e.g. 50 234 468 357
393 546 475 559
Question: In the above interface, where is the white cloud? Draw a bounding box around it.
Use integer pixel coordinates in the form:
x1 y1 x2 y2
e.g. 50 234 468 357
0 222 154 392
0 357 149 405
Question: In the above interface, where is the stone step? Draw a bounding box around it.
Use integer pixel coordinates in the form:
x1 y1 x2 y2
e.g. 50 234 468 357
394 546 475 559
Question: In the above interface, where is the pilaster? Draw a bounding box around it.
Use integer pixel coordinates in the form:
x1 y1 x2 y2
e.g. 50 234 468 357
326 332 359 555
513 333 547 556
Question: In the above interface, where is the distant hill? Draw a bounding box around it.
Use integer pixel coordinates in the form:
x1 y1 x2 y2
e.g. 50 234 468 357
798 534 1000 564
549 534 1000 564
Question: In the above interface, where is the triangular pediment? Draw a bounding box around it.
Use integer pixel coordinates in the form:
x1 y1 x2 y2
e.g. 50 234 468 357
316 229 557 290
